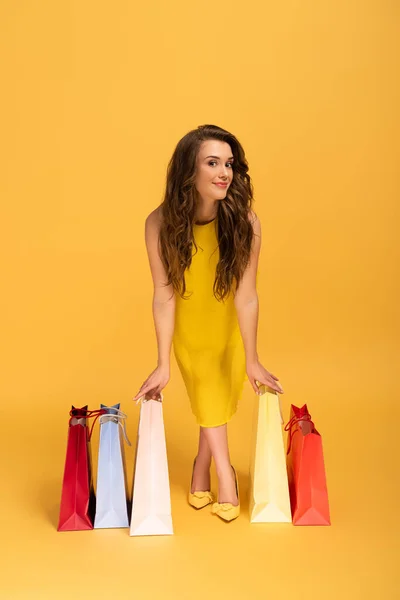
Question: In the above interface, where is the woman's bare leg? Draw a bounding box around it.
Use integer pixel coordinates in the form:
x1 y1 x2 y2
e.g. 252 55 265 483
200 423 238 505
191 426 212 493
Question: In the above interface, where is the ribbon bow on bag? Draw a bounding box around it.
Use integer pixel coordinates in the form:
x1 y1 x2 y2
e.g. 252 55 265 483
284 411 315 455
99 407 132 446
69 408 107 441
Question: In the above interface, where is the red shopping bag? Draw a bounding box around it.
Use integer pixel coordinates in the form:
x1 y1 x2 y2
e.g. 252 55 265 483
57 406 105 531
284 404 331 525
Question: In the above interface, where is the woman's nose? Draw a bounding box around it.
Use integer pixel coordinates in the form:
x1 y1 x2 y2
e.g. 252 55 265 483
219 166 229 178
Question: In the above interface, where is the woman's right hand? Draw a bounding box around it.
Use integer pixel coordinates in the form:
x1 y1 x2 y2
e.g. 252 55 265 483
132 365 170 402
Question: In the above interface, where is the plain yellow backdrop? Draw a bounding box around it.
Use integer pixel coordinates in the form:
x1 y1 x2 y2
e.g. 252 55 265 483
1 1 398 598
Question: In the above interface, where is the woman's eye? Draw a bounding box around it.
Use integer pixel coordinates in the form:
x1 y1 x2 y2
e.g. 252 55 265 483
209 161 233 168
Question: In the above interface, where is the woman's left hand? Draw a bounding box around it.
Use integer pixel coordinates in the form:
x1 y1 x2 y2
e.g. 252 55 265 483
246 359 284 395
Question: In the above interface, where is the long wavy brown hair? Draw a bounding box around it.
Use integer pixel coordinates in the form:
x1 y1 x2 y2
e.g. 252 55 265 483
158 124 256 303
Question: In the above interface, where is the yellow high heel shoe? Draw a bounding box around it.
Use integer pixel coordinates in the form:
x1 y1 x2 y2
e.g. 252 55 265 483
188 457 215 509
211 465 240 522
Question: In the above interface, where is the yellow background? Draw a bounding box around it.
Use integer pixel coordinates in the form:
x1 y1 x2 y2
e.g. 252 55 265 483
1 1 398 598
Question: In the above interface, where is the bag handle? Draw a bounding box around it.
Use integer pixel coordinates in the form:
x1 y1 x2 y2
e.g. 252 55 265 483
135 391 164 406
99 407 132 446
257 383 284 423
69 408 107 441
284 412 315 455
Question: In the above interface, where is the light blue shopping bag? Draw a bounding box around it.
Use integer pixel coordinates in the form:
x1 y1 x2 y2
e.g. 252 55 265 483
94 403 131 529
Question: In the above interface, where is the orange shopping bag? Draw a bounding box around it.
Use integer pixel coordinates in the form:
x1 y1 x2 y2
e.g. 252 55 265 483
284 404 331 525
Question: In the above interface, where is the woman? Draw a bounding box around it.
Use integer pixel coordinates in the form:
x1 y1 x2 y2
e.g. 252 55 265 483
133 124 284 522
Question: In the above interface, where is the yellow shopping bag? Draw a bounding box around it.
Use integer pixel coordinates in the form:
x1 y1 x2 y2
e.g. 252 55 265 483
248 384 292 523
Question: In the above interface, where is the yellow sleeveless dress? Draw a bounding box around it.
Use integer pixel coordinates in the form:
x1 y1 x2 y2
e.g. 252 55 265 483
172 216 248 427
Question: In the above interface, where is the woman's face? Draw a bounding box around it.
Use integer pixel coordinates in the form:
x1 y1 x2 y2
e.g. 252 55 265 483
194 139 234 202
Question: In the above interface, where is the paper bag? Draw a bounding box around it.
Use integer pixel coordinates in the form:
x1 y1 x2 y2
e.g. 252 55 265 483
57 406 104 531
129 393 173 536
284 404 331 525
249 384 292 523
94 403 131 529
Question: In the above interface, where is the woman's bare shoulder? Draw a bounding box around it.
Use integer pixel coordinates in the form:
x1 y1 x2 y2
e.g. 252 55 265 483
248 208 258 223
248 209 261 238
145 206 163 231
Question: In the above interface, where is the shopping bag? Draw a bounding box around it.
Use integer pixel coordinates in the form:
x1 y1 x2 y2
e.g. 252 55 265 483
57 406 105 531
284 404 331 525
248 384 292 523
129 393 173 536
94 403 131 529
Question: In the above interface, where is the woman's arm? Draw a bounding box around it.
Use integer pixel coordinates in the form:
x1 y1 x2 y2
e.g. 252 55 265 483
133 208 174 401
144 208 176 370
233 211 283 394
233 211 261 365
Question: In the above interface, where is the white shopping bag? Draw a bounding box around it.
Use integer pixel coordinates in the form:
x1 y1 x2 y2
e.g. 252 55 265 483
129 393 173 536
94 403 131 529
248 384 292 523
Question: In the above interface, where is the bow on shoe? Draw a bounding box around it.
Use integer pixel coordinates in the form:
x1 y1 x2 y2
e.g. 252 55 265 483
192 491 214 501
211 502 236 513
